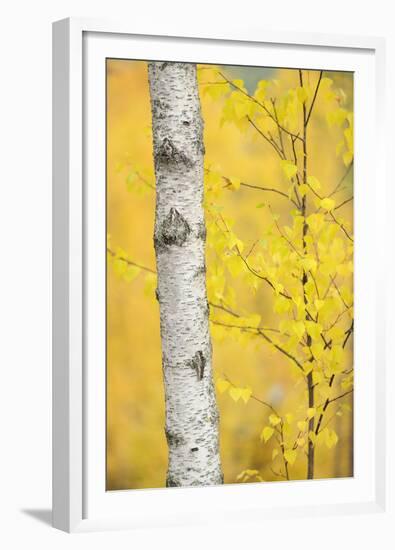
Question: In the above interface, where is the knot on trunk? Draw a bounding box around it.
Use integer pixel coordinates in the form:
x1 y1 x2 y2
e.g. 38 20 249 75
155 138 192 169
155 208 191 250
165 428 185 448
166 475 181 487
189 350 206 381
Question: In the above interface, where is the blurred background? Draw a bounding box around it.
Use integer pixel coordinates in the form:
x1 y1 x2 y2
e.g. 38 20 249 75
106 59 353 490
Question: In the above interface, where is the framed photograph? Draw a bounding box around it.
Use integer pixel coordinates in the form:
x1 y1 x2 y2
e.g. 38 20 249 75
53 18 390 533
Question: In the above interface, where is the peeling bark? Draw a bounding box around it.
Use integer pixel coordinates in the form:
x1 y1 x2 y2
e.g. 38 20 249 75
148 61 223 487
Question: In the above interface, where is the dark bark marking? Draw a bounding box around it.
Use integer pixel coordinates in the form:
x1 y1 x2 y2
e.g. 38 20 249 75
154 137 193 169
166 475 181 487
196 221 207 241
189 350 206 381
155 208 191 252
194 264 206 279
191 447 199 452
152 99 168 120
165 427 185 448
198 135 206 155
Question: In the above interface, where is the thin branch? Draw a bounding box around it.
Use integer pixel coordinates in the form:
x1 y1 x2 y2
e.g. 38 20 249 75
334 196 353 211
210 319 281 335
213 319 303 371
270 467 287 479
271 98 286 157
305 71 323 127
329 212 354 242
330 275 351 309
328 162 353 197
107 248 156 274
247 116 285 160
223 174 295 204
342 320 354 348
223 374 280 416
271 209 303 258
209 302 240 318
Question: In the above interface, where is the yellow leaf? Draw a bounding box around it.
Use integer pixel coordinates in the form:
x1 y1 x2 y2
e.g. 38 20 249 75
285 413 294 424
296 437 305 447
305 321 323 341
226 255 244 277
232 79 245 90
228 232 244 252
280 160 298 180
204 82 229 100
291 320 305 340
113 257 127 277
229 387 242 402
302 362 313 375
297 420 307 431
299 184 309 197
296 86 308 104
311 342 324 360
306 213 325 233
240 387 252 404
307 175 321 192
269 414 282 426
261 426 275 442
233 95 252 119
343 150 353 166
228 177 241 191
284 449 297 465
327 107 348 127
123 265 140 283
272 448 279 460
323 428 339 449
312 371 323 385
236 468 259 481
320 198 335 212
216 378 230 394
301 257 317 273
307 407 316 419
273 296 292 314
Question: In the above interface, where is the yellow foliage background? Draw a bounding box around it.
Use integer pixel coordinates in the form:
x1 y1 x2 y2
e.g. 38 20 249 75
106 60 353 490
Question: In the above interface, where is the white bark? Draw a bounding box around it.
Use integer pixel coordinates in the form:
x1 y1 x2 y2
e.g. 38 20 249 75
148 61 223 487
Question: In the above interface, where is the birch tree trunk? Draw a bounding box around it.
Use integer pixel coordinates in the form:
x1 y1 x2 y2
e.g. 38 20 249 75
148 61 223 487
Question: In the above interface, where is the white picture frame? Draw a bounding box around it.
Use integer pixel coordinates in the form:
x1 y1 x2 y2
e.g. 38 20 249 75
52 17 391 534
